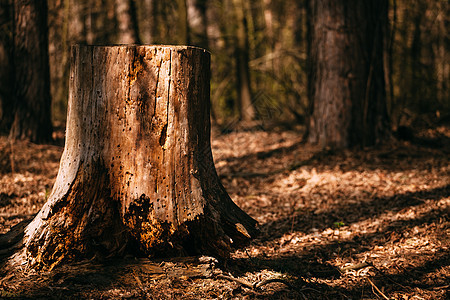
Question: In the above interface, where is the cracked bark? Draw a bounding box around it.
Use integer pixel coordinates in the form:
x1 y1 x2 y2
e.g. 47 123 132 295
8 45 258 270
307 0 390 149
10 0 53 143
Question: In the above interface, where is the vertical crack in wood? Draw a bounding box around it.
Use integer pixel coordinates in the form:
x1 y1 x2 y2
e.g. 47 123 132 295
153 57 160 116
159 124 167 146
167 50 179 226
127 46 136 106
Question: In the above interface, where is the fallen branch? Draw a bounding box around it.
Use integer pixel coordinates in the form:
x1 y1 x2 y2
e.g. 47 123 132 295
216 273 299 292
216 274 254 290
367 278 389 300
367 261 410 291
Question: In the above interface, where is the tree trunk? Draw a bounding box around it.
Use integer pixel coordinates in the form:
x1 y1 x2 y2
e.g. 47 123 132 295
186 0 208 49
11 45 257 269
137 0 154 44
10 0 53 143
68 0 86 44
233 0 255 122
177 0 190 44
308 0 390 148
436 1 449 109
0 0 13 135
115 0 141 44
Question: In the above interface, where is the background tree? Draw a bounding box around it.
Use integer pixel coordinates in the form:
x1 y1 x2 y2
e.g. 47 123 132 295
186 0 208 49
10 0 53 143
0 0 13 134
392 0 449 128
232 0 255 122
307 0 390 149
115 0 141 44
2 0 446 139
136 0 154 44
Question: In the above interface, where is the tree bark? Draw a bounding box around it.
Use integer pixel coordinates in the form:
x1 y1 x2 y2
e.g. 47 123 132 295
11 45 257 269
0 0 13 135
10 0 53 143
308 0 390 148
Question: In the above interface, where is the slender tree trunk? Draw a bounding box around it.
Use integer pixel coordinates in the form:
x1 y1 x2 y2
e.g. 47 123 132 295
85 4 95 44
10 0 53 143
233 0 255 122
308 0 390 148
186 0 208 49
137 0 154 44
177 0 190 44
186 0 213 121
385 0 396 121
9 45 257 270
115 0 141 44
435 1 449 108
68 0 86 43
263 0 273 47
409 3 424 111
151 0 161 43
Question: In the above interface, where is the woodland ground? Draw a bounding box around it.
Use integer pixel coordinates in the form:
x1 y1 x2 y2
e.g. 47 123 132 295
0 124 449 299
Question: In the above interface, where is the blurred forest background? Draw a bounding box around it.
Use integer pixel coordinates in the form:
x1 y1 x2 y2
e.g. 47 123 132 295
0 2 449 298
0 0 449 137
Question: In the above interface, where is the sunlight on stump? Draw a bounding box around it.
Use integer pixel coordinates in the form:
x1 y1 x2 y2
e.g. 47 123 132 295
13 45 258 269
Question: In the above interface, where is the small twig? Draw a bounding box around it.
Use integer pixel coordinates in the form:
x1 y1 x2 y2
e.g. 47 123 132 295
133 271 144 289
244 249 258 265
217 273 301 294
133 271 151 298
216 274 254 290
367 278 389 300
255 278 295 290
432 285 449 290
9 138 15 174
367 261 409 291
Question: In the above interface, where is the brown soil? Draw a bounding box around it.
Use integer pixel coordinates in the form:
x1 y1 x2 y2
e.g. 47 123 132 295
1 125 449 299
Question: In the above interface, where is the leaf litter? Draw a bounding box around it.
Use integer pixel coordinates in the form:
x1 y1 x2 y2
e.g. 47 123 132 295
0 125 449 299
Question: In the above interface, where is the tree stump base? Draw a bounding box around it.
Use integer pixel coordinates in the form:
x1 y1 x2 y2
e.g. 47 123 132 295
9 45 258 269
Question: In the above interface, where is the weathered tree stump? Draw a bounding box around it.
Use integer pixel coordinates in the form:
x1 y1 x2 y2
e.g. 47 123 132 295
13 45 258 269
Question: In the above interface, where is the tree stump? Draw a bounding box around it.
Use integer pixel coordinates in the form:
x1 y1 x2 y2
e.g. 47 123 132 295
15 45 258 269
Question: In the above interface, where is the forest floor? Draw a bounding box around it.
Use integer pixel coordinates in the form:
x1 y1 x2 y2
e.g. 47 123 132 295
0 124 449 299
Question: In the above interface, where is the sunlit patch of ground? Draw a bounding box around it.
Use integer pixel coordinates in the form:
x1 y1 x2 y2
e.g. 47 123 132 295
0 125 449 299
0 139 61 235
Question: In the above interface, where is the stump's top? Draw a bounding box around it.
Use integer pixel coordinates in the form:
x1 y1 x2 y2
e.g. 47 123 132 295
71 44 210 55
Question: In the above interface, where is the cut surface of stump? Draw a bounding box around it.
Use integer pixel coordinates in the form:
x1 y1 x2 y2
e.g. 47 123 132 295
10 45 257 269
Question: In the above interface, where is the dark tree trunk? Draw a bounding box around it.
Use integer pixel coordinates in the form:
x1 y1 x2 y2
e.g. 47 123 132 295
8 45 257 270
10 0 52 143
186 0 208 49
233 0 255 122
115 0 141 44
0 0 13 135
308 0 390 148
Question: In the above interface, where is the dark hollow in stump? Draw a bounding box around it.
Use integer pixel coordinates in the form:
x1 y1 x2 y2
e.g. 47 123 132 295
16 45 258 269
